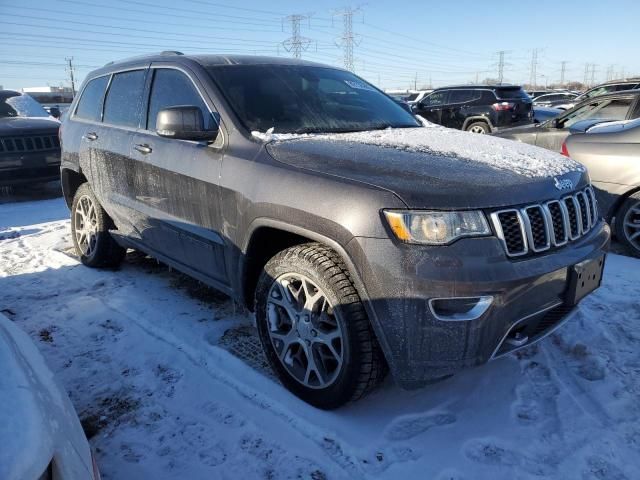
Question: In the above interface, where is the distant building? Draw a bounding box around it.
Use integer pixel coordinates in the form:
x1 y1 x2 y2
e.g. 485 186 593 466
21 86 74 104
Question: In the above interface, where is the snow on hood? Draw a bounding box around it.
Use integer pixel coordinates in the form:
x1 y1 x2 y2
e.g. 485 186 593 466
252 125 585 179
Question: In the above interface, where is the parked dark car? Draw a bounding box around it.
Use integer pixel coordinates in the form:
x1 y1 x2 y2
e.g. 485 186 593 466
411 85 533 133
533 106 562 124
0 90 61 187
60 53 609 408
493 90 640 152
564 118 640 256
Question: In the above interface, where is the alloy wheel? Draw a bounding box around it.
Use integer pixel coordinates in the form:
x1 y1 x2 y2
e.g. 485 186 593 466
74 194 98 257
622 200 640 252
469 125 487 134
266 273 344 389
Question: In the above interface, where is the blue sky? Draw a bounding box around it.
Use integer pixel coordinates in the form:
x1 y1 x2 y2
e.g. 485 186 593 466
1 0 639 91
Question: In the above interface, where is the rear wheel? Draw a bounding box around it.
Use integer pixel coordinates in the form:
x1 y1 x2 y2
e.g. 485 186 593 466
615 192 640 257
466 121 490 134
71 183 126 268
255 243 386 409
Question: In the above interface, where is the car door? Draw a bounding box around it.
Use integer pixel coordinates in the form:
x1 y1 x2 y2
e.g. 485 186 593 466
129 65 228 285
71 75 110 190
415 90 449 125
442 89 476 130
90 68 149 236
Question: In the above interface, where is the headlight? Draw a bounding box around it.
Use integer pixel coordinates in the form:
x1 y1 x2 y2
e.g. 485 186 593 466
384 210 491 245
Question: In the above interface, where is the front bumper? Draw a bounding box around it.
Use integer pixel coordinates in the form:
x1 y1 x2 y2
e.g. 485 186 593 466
0 150 60 186
348 220 610 389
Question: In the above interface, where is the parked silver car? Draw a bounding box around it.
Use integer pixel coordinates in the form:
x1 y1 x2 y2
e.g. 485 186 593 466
564 118 640 256
0 313 100 480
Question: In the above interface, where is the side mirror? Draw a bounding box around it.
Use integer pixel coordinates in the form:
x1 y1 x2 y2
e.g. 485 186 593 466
156 106 217 141
49 106 61 119
552 118 562 129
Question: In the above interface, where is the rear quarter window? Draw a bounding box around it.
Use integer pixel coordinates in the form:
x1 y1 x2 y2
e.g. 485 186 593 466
74 76 109 122
103 70 147 128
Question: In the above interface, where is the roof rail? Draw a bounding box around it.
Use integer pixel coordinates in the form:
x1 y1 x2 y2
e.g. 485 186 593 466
103 51 184 67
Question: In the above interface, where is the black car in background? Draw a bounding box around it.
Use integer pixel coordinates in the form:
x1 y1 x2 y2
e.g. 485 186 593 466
493 90 640 152
0 90 61 187
412 85 533 133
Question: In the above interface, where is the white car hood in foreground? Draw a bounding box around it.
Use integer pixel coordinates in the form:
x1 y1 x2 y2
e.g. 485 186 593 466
0 313 93 480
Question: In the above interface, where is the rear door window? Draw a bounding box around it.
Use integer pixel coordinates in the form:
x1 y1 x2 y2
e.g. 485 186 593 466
146 68 213 130
75 76 109 122
103 70 147 128
449 90 481 103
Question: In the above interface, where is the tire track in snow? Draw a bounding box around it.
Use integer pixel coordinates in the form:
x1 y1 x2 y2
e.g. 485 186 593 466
97 296 367 479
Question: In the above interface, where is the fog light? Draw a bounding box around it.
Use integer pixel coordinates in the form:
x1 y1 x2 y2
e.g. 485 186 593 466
428 296 493 321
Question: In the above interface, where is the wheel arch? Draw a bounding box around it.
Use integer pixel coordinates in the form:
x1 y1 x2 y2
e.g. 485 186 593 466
609 185 640 224
61 167 88 209
462 116 494 132
238 218 393 368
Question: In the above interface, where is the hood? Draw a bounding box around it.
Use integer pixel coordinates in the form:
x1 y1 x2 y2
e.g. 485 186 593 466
0 314 92 480
264 126 587 209
0 117 60 136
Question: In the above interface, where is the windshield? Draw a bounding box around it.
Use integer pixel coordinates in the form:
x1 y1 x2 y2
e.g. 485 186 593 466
554 97 632 128
207 65 420 134
0 93 50 118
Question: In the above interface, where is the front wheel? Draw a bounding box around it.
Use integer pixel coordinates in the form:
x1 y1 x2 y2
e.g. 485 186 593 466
71 183 126 268
466 121 490 134
255 243 387 409
615 193 640 257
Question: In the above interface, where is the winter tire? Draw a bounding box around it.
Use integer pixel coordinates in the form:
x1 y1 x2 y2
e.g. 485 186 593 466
255 243 387 409
615 192 640 257
71 183 126 268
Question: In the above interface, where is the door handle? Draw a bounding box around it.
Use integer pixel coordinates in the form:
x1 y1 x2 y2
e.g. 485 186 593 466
134 143 152 154
84 132 98 141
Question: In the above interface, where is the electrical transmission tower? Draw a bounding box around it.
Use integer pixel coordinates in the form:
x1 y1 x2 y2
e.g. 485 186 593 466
590 64 597 87
560 60 568 85
282 14 312 59
583 63 590 86
65 57 76 96
529 49 538 87
333 7 362 72
496 50 507 84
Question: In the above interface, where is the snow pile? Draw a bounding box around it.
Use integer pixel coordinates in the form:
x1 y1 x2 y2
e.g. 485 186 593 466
254 126 584 178
3 194 640 479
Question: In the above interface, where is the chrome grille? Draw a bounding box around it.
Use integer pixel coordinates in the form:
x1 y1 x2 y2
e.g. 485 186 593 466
0 135 60 153
491 186 599 258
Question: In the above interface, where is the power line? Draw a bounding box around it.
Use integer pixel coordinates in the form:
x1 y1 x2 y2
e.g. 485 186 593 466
282 14 312 59
333 7 362 72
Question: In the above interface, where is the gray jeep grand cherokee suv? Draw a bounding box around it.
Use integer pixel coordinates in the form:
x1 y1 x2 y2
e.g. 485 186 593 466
60 52 610 409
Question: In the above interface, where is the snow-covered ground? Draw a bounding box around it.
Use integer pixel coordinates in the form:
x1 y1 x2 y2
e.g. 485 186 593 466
2 190 640 480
